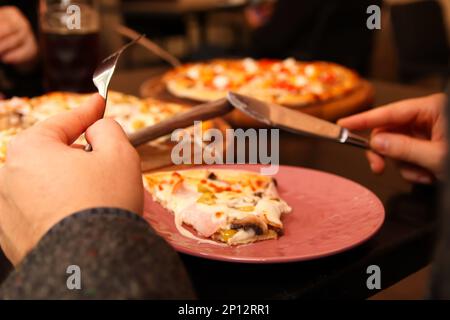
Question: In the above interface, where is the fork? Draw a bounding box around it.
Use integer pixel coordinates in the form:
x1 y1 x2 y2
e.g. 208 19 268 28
85 34 144 151
93 34 144 101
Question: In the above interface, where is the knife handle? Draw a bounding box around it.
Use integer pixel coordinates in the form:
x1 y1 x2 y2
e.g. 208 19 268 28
128 98 233 148
343 130 370 149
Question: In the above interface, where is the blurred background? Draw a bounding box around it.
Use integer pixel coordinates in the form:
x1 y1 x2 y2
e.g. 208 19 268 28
99 0 449 89
0 0 448 96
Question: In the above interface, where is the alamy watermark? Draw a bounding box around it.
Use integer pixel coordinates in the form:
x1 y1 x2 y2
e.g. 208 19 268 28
66 265 81 290
367 4 381 30
366 265 381 290
65 4 81 30
171 121 280 175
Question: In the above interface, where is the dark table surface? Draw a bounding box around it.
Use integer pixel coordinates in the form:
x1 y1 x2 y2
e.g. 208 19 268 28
0 68 441 299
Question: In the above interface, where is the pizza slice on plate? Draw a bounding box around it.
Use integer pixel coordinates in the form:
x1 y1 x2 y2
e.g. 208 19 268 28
144 169 292 246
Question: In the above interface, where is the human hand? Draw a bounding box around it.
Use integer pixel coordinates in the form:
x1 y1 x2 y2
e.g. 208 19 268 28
0 94 143 265
0 6 39 68
338 93 447 184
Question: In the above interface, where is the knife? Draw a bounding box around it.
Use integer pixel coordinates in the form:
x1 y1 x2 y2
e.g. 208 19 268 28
227 92 369 149
128 98 233 147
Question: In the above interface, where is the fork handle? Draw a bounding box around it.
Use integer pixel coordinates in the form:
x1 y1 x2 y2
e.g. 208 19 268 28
128 98 233 148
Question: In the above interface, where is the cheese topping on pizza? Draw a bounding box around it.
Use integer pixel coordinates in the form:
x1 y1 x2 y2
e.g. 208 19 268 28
164 58 361 107
144 169 291 246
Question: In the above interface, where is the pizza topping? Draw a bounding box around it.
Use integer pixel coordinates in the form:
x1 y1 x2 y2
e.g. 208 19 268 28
282 58 298 73
228 229 256 244
294 75 307 87
215 211 224 218
186 66 200 80
271 63 282 72
212 75 230 90
255 198 287 228
197 192 217 205
236 206 255 212
226 195 258 209
309 83 324 95
304 64 317 77
207 172 218 180
132 119 146 130
242 58 259 73
198 183 213 193
230 215 268 236
213 64 225 74
254 191 263 198
220 229 237 242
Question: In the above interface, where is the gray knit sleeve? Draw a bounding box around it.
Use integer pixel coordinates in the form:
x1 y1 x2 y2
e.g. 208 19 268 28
0 208 195 299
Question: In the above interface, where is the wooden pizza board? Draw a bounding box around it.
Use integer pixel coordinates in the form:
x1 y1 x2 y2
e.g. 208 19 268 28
138 118 230 173
140 74 375 128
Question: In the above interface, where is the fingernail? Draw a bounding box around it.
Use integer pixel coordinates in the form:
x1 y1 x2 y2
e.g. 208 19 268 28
371 135 388 152
369 162 376 172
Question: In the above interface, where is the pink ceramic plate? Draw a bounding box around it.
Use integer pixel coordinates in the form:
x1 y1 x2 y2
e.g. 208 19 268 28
143 164 385 263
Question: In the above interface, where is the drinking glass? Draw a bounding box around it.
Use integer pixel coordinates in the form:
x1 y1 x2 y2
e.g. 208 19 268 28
39 0 100 92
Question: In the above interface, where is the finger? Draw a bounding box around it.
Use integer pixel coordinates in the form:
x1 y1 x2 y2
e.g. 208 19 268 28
366 150 385 174
0 19 19 40
0 33 24 56
34 94 105 145
84 118 130 151
397 162 434 184
337 94 439 131
370 132 445 174
1 39 35 65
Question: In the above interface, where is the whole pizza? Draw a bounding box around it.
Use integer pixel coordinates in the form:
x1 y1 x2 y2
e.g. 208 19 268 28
163 58 369 107
0 91 217 166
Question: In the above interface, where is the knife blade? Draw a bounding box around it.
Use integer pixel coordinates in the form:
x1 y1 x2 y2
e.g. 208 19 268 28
227 92 369 149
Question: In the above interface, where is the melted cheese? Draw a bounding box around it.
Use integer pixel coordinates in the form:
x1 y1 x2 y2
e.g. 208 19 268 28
243 58 258 73
186 67 200 80
212 75 230 89
228 229 255 244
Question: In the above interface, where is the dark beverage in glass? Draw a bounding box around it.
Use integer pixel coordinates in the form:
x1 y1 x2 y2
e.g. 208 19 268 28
40 1 100 92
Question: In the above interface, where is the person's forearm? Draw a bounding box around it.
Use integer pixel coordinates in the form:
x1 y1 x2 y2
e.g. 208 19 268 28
0 208 195 299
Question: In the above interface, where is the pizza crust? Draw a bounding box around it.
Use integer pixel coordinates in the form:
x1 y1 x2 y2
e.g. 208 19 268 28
166 80 226 102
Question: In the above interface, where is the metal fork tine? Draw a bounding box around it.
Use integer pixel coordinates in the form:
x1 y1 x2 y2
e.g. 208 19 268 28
98 34 143 65
92 34 144 100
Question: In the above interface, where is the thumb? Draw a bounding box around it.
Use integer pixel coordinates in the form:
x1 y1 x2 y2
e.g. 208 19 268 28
370 132 445 174
85 118 131 152
34 94 105 145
